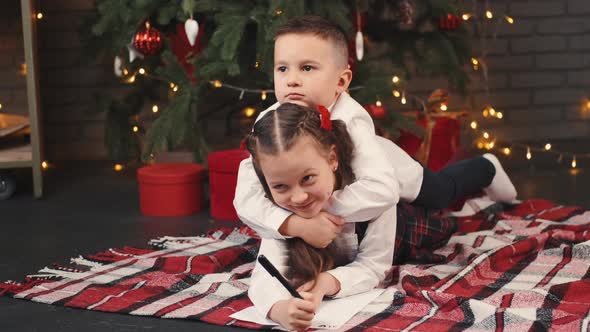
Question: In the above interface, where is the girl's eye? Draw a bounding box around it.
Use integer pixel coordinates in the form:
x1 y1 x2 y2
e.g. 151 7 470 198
302 65 313 71
273 184 286 191
302 175 315 183
276 66 287 72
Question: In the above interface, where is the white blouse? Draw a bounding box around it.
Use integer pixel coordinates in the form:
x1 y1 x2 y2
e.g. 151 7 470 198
247 205 397 317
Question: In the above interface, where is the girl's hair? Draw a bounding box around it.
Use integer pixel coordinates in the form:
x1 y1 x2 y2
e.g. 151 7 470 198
245 102 355 285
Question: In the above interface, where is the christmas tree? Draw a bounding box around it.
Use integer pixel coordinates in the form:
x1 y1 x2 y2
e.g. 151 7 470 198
83 0 471 164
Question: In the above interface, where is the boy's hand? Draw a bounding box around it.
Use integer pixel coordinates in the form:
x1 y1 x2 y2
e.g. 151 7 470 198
279 212 345 248
299 212 345 248
269 292 317 331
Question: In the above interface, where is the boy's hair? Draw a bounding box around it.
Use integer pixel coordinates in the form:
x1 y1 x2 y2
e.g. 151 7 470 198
275 15 349 69
245 103 355 285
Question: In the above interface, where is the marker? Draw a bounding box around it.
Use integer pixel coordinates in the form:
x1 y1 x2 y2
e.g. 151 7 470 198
257 254 302 299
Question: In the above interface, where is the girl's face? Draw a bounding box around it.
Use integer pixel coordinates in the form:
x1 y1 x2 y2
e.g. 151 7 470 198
257 135 338 219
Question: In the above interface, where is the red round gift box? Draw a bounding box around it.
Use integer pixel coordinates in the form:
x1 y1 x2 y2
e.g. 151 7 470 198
137 163 205 216
208 149 250 221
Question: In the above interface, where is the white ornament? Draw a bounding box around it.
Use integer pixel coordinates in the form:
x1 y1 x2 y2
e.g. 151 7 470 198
184 18 199 46
113 56 123 77
355 30 364 61
127 38 144 63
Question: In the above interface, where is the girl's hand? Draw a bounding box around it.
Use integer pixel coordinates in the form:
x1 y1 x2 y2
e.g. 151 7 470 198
268 292 317 331
297 272 341 308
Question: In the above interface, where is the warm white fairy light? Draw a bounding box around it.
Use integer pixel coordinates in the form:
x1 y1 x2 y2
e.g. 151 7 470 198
392 90 401 98
526 147 532 160
392 76 400 84
401 92 407 105
572 156 577 168
152 105 159 113
243 106 256 117
261 91 267 101
36 12 43 19
0 103 2 110
462 13 472 21
114 164 124 172
123 68 129 76
503 147 511 155
505 16 514 24
41 161 49 169
440 104 448 111
126 75 136 83
483 132 490 139
496 112 503 119
138 68 146 75
212 80 223 88
470 121 477 129
172 85 178 92
375 100 382 107
489 108 496 117
132 126 139 133
485 10 493 19
544 143 551 151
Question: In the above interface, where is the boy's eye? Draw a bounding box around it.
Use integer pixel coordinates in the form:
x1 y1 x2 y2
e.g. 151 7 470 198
302 65 314 71
276 66 287 72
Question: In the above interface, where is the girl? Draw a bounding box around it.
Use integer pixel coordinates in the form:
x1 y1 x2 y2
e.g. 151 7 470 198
245 103 455 331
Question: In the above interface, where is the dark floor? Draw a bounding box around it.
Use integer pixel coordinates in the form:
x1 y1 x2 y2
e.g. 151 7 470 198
1 158 589 332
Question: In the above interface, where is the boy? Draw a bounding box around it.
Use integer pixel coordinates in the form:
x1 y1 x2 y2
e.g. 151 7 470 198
234 15 516 247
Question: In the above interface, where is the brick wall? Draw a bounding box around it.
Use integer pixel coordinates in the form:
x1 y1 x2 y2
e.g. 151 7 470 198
0 0 588 160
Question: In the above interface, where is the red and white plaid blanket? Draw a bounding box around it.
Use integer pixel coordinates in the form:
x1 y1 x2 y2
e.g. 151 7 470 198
2 199 590 331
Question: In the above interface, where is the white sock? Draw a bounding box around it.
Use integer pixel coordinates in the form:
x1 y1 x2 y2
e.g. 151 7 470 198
482 153 517 202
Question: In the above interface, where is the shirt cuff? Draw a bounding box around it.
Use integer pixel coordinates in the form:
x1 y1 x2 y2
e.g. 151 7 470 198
265 208 293 239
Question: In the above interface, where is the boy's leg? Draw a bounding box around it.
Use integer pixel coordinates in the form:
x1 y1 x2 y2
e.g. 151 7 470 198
413 155 498 209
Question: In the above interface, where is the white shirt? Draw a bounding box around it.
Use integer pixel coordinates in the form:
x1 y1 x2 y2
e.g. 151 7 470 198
248 205 397 317
233 92 423 238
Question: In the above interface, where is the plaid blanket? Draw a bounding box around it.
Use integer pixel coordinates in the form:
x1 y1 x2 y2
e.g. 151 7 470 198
2 199 590 331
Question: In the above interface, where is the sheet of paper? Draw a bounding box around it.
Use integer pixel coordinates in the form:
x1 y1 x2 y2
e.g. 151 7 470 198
230 288 385 330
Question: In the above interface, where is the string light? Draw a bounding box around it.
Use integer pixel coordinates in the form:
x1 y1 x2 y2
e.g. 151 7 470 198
20 63 27 75
36 12 43 19
138 68 146 75
212 80 223 88
126 75 136 83
544 143 552 151
483 132 490 139
505 16 514 24
392 90 401 98
470 121 477 129
440 104 448 111
123 68 129 76
0 103 2 110
375 100 382 107
41 161 48 169
503 147 511 155
255 61 260 69
462 13 472 21
526 147 532 160
152 105 158 113
586 101 590 109
275 9 283 15
392 76 400 84
401 92 407 105
572 156 577 168
169 82 175 89
485 10 493 19
489 108 496 117
261 91 267 101
132 126 139 133
114 164 124 172
243 106 256 118
496 112 503 119
172 85 178 92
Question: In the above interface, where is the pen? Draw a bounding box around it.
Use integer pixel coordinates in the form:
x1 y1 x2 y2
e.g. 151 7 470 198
257 254 303 299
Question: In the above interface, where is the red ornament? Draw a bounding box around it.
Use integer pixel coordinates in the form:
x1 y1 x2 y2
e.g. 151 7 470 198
365 104 386 119
437 14 461 31
133 21 163 56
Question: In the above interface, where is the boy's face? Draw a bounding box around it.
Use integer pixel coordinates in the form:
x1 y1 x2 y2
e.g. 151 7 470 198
274 33 351 108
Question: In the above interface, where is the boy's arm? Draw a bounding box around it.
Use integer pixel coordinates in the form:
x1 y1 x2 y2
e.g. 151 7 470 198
326 118 400 222
325 205 397 298
234 157 293 239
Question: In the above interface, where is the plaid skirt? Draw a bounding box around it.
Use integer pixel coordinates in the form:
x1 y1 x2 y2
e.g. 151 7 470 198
357 203 457 265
